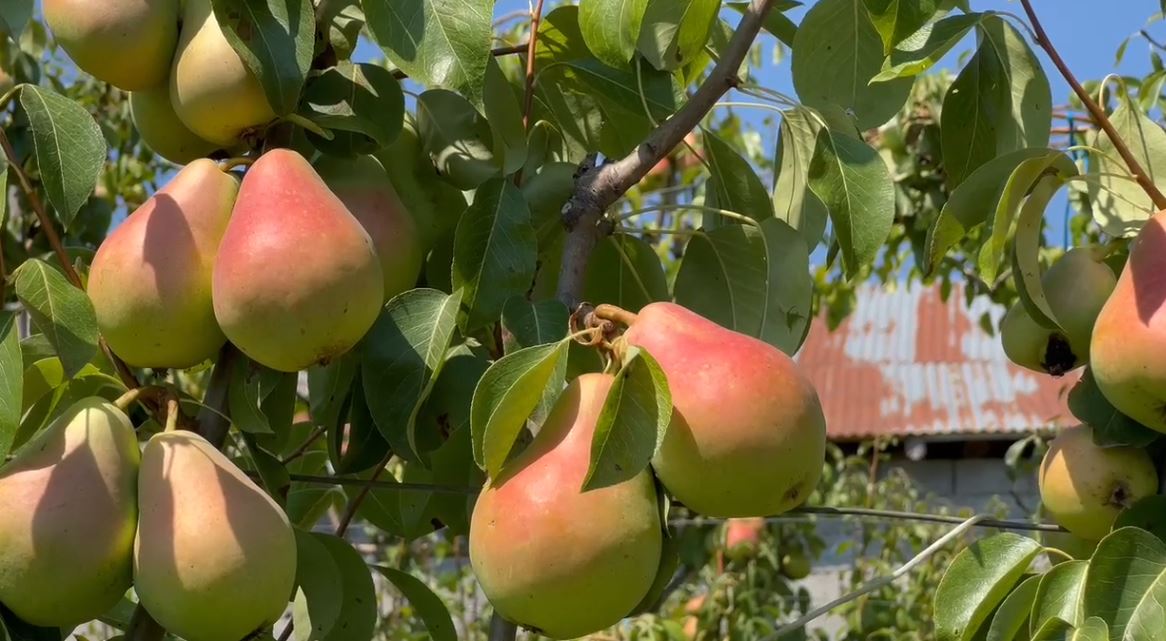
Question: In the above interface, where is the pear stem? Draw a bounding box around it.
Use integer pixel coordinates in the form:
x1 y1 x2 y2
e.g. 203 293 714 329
593 304 638 328
283 113 333 140
218 156 255 172
163 395 180 433
113 385 167 413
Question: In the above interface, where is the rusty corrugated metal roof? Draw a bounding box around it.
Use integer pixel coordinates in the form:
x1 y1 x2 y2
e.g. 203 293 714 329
796 283 1077 440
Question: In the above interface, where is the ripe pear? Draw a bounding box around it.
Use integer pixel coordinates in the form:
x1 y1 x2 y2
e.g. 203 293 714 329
213 149 384 372
1038 425 1157 540
622 302 827 517
131 88 222 165
170 0 276 146
0 397 138 626
44 0 178 91
135 430 296 641
723 517 764 562
374 115 466 251
1001 247 1116 376
1092 210 1166 431
470 374 662 639
89 159 237 369
316 155 423 301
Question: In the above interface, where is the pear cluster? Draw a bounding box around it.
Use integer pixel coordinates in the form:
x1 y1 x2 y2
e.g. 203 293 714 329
88 149 421 372
468 303 828 639
0 399 296 641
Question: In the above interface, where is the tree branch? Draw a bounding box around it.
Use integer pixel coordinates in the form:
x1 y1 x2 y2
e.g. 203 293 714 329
554 0 776 307
1020 0 1166 209
521 0 547 131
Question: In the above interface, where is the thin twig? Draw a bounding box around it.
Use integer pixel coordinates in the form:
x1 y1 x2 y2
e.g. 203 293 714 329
761 515 987 640
280 424 328 465
554 0 777 307
335 450 396 537
281 473 480 495
1019 0 1166 209
521 0 547 132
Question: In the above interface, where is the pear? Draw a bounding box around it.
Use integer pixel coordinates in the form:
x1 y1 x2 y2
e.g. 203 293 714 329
316 155 423 301
0 398 138 626
135 430 296 641
470 374 662 639
1091 210 1166 431
780 550 812 580
131 88 222 165
723 517 765 562
170 0 276 146
622 302 827 517
88 159 238 369
1001 247 1116 376
1038 425 1157 540
212 149 384 372
44 0 178 91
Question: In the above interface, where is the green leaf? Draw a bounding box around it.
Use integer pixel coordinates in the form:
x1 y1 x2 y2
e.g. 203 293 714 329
674 220 813 355
1082 527 1166 639
580 0 649 68
333 374 392 474
0 314 21 460
704 130 774 222
210 0 313 115
584 234 670 313
1072 618 1109 641
583 346 671 490
483 58 527 175
923 147 1053 273
416 89 500 189
241 433 291 504
863 0 938 54
451 179 537 331
291 529 344 641
872 12 982 81
360 288 462 463
309 356 358 440
940 15 1052 189
727 1 800 47
1115 496 1166 544
1030 560 1086 634
12 259 98 380
1067 369 1159 449
501 298 569 352
637 0 721 71
17 86 106 229
1087 88 1166 237
470 341 568 476
373 567 457 641
301 62 405 156
792 0 914 129
986 574 1040 641
934 532 1043 641
774 107 829 249
0 1 31 39
229 361 288 434
314 534 377 641
364 0 493 102
1009 177 1072 329
808 126 895 277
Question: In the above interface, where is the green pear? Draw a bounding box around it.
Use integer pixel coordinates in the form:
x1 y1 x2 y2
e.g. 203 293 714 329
0 398 138 626
1001 247 1116 376
1039 424 1157 540
470 374 662 639
131 88 222 165
135 430 296 641
88 159 238 369
212 149 384 372
170 0 276 146
44 0 178 90
316 155 423 301
622 302 827 517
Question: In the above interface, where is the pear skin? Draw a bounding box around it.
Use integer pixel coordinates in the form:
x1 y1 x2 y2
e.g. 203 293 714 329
623 302 827 517
134 430 296 641
88 159 237 369
44 0 178 91
1038 425 1156 540
131 88 222 165
1001 247 1116 376
170 0 276 146
723 517 764 562
212 149 384 372
1091 211 1166 431
470 374 662 639
0 398 138 626
316 155 423 301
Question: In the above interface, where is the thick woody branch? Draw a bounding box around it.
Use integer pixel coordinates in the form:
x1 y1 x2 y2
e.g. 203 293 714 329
554 0 777 307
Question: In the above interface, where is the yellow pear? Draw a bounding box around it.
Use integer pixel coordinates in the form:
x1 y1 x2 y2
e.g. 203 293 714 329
170 0 276 146
135 430 296 641
131 88 222 165
44 0 179 90
0 398 139 626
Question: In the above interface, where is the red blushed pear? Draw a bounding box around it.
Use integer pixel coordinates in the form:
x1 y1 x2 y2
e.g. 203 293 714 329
1092 209 1166 432
212 149 384 372
88 159 237 369
621 302 827 517
469 374 663 639
315 155 423 301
